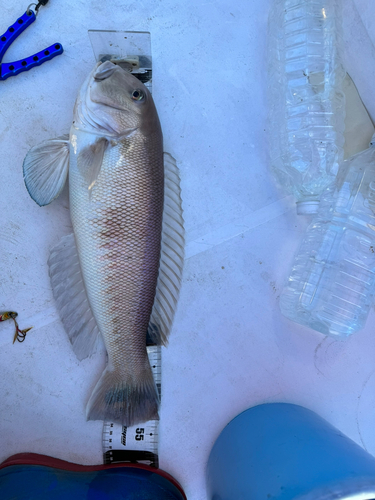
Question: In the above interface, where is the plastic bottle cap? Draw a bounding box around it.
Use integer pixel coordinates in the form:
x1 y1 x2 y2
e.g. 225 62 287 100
296 200 319 215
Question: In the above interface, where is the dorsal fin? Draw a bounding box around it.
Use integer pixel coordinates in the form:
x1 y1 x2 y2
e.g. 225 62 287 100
148 153 185 345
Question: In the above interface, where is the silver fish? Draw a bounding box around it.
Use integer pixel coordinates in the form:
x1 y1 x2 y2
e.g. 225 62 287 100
23 61 184 426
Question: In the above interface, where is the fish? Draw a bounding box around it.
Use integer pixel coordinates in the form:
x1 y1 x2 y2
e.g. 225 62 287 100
23 60 184 426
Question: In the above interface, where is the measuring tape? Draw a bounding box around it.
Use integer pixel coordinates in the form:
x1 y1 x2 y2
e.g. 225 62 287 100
102 345 162 468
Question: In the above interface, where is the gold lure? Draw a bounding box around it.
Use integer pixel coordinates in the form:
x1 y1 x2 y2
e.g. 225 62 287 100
0 312 32 343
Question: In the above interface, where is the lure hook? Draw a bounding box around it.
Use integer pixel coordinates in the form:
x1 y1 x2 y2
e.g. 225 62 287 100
0 311 32 343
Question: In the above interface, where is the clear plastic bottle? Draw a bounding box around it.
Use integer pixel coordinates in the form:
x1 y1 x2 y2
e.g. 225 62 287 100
280 141 375 336
268 0 346 215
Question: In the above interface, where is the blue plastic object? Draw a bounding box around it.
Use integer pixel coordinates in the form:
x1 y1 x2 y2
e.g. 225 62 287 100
0 453 186 500
0 10 63 81
207 403 375 500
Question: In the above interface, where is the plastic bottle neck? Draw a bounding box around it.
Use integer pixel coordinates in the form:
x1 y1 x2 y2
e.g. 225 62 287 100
296 200 319 215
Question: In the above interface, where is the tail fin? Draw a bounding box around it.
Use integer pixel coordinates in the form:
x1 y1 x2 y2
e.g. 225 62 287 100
86 363 159 426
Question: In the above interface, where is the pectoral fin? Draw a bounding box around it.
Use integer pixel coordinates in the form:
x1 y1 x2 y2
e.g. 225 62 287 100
23 135 70 207
77 137 109 194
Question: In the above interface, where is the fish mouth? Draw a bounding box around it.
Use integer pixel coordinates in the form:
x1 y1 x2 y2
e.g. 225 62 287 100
73 62 122 137
73 62 101 118
85 61 103 87
93 60 118 81
73 61 143 137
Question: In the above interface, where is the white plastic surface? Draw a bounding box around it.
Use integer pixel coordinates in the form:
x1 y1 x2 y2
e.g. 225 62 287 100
0 1 375 499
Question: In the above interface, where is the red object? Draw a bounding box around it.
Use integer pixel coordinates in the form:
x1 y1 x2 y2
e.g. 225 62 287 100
0 453 186 499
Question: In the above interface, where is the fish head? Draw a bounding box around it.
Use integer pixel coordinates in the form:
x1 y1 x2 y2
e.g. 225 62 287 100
73 61 160 137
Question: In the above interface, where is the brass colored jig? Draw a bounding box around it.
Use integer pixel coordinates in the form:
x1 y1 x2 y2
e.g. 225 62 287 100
0 311 32 343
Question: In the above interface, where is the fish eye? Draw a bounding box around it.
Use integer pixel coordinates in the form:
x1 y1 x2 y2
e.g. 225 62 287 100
132 90 144 101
